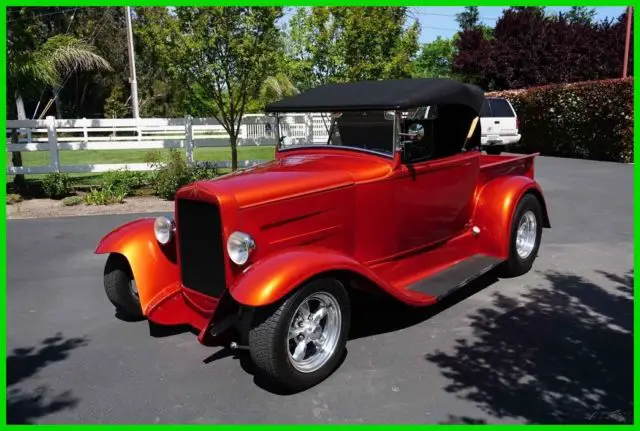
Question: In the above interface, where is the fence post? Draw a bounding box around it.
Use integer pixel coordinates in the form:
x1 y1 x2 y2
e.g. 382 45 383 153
185 115 194 165
82 117 88 145
239 117 247 147
306 113 314 144
46 116 60 173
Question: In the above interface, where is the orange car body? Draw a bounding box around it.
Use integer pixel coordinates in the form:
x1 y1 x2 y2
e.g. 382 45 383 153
95 145 549 344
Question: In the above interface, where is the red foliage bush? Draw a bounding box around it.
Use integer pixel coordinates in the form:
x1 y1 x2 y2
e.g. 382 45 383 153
454 8 633 91
488 78 633 163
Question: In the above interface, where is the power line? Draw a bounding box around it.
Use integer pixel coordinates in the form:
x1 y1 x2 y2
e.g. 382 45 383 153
7 8 78 23
409 9 500 21
421 26 459 33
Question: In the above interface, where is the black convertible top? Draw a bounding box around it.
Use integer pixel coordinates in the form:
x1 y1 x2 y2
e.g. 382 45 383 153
265 78 485 114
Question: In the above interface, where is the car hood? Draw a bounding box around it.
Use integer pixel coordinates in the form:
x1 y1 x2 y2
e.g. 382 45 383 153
179 151 394 208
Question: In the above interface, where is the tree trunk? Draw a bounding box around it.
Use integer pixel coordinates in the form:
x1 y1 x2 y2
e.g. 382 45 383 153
12 89 27 190
230 134 238 172
53 89 63 118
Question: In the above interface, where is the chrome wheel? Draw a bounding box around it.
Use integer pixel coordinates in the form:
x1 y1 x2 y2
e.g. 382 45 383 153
287 292 342 373
516 210 537 259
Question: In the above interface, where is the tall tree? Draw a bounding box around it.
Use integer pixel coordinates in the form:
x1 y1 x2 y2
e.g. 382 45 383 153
508 7 546 17
169 7 284 171
285 7 420 90
455 6 480 31
563 6 597 25
413 36 459 78
452 28 495 89
134 7 187 117
284 7 343 91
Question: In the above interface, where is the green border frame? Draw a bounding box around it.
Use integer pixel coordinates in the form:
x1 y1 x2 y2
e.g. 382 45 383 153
1 2 637 427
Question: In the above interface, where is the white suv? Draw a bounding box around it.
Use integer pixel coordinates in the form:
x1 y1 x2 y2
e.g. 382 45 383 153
480 97 521 155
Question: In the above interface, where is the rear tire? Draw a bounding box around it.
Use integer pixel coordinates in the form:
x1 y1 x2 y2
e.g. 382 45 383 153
248 277 351 392
104 253 143 319
501 193 543 277
485 146 504 155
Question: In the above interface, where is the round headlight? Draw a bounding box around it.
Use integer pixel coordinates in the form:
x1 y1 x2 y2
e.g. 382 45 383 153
154 216 174 245
227 231 255 266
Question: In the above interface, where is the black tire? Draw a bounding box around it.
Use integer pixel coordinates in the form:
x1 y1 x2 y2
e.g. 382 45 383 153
248 277 351 392
104 253 143 319
485 146 504 155
501 193 543 277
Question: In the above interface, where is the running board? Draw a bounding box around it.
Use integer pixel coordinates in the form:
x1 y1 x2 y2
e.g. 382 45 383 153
407 254 503 300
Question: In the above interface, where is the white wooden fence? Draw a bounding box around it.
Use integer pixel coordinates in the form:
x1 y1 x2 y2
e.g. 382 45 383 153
6 113 332 175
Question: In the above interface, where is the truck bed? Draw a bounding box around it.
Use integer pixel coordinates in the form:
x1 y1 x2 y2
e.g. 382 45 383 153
479 152 538 180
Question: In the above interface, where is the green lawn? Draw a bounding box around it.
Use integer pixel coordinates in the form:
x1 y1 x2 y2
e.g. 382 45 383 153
6 146 276 188
9 146 275 167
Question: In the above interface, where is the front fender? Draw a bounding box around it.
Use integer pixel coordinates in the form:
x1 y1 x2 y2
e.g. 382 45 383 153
229 247 437 307
95 218 179 315
473 176 550 258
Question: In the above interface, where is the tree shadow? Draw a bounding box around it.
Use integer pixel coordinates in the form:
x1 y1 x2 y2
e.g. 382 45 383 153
425 269 634 424
6 333 88 424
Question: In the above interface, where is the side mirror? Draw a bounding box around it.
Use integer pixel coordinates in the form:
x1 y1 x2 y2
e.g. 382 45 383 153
407 123 425 141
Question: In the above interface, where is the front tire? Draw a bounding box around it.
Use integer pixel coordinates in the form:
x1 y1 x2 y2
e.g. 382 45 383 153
501 193 543 277
248 277 351 392
104 253 143 319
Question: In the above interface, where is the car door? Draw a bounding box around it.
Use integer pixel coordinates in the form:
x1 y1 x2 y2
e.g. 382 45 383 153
395 118 480 251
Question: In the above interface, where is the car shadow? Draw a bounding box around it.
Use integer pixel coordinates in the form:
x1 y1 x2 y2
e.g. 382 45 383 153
425 269 634 424
202 271 500 396
147 322 200 338
349 271 500 340
6 333 89 424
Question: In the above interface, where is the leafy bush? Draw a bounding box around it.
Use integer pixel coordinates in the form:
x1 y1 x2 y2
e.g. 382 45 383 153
102 169 148 197
83 186 126 205
6 193 23 205
42 172 72 199
147 149 217 200
62 195 83 206
488 78 633 163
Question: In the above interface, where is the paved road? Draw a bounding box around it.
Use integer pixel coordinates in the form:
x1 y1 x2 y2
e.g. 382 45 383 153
7 156 634 424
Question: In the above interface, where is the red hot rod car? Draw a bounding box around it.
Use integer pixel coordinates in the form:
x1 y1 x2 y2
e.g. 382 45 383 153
96 78 549 391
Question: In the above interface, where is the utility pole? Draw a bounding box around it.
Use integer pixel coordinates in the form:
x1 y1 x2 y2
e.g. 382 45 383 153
622 6 633 78
125 6 140 118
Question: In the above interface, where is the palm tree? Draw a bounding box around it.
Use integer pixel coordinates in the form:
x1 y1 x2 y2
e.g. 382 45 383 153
7 34 112 187
8 34 112 119
260 72 299 103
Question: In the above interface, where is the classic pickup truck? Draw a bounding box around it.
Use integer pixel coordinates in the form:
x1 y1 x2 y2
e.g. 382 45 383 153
96 78 550 391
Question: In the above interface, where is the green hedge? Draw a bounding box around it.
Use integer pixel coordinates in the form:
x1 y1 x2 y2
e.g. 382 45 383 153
487 78 633 163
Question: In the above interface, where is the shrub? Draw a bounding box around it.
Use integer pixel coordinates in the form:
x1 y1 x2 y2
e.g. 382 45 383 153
487 78 633 163
102 169 148 197
42 172 72 199
6 193 23 205
62 195 83 206
83 187 126 206
148 149 217 200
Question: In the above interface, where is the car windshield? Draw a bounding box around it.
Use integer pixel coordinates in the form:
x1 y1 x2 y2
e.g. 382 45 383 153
481 98 515 117
326 111 395 155
277 111 395 156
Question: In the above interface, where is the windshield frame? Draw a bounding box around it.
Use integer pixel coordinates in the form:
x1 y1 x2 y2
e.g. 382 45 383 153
273 111 399 160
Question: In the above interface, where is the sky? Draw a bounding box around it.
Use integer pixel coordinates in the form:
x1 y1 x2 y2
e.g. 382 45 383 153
412 7 628 43
280 6 629 44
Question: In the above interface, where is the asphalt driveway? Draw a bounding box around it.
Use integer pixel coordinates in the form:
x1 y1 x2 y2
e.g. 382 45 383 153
6 156 634 424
